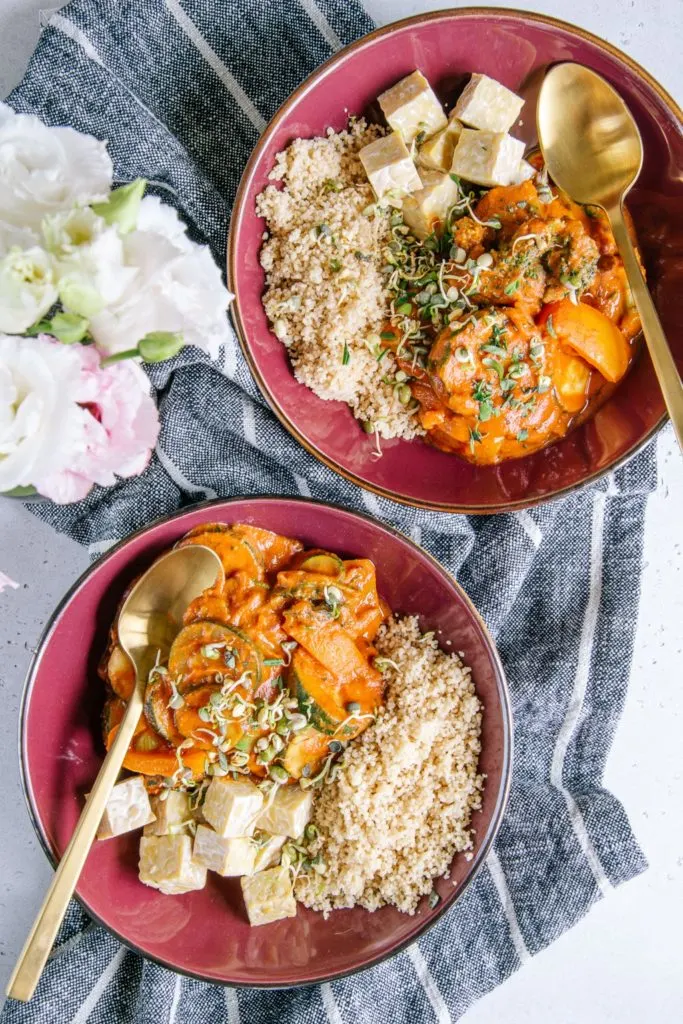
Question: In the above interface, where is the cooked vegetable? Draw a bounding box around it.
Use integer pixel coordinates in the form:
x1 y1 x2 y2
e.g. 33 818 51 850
551 348 592 413
178 527 263 579
289 647 346 734
102 525 387 818
539 299 630 383
283 603 372 683
144 672 182 743
107 645 136 701
295 551 344 576
230 523 303 572
168 621 262 692
282 725 333 779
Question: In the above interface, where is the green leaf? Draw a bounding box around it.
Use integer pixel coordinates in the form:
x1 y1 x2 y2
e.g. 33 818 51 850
2 485 38 498
49 312 89 344
92 178 146 234
137 330 185 363
25 319 53 337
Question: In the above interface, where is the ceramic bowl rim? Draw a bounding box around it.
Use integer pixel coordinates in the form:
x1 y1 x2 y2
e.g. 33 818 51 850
18 494 513 988
227 6 682 514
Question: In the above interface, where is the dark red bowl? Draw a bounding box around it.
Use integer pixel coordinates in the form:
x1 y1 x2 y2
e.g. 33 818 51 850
228 8 683 513
20 497 511 987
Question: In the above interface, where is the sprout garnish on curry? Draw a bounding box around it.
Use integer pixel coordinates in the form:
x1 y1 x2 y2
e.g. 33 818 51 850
258 71 642 465
94 522 482 926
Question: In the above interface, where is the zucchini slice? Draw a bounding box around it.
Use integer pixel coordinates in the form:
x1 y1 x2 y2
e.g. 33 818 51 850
101 695 125 746
168 621 262 692
297 551 344 576
143 673 182 743
288 647 346 735
178 530 263 579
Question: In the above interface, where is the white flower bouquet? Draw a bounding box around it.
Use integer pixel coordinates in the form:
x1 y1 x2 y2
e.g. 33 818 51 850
0 104 233 502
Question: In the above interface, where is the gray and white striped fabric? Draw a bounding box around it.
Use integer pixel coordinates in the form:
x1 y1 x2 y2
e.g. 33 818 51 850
3 1 655 1021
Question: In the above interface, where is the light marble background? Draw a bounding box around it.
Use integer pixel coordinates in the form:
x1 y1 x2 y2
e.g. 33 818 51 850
0 0 681 1020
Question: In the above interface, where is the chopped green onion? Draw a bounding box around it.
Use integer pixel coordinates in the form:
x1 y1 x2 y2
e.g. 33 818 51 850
342 342 350 366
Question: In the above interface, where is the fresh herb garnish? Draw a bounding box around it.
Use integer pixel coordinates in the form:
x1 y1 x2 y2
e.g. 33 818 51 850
342 342 350 365
517 429 529 442
469 426 483 453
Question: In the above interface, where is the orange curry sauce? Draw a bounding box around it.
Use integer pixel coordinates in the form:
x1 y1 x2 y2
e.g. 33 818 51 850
99 523 387 789
381 174 641 464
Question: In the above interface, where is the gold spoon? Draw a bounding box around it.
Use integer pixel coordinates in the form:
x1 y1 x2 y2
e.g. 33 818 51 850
537 62 683 451
7 544 224 1003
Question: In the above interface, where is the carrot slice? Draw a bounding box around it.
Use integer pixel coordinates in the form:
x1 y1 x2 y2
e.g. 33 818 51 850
283 604 371 683
230 523 303 572
539 299 630 383
178 530 263 579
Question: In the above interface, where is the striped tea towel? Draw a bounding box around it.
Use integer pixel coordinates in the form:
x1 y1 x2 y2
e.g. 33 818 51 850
3 1 655 1021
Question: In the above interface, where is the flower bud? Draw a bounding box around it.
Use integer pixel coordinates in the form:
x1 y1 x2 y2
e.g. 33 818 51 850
137 330 184 363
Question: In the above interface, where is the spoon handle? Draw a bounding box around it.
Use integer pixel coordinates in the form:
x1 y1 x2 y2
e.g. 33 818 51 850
6 687 144 1003
607 204 683 453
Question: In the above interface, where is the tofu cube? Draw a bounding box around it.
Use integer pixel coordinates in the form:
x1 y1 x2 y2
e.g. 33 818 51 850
359 132 422 207
202 777 264 838
143 790 193 837
378 70 448 144
510 158 535 185
402 169 462 240
252 831 287 872
240 865 297 927
451 129 525 188
418 117 463 173
96 775 155 840
139 834 207 895
452 74 524 133
193 824 257 876
255 785 313 839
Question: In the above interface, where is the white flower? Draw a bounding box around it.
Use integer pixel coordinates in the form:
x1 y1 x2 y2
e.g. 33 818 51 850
0 333 84 493
0 333 159 502
42 207 137 316
0 247 57 333
0 103 113 240
89 196 233 358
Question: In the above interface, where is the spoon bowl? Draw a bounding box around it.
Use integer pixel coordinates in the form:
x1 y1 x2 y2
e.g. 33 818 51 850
537 62 643 206
117 544 225 680
538 62 683 451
